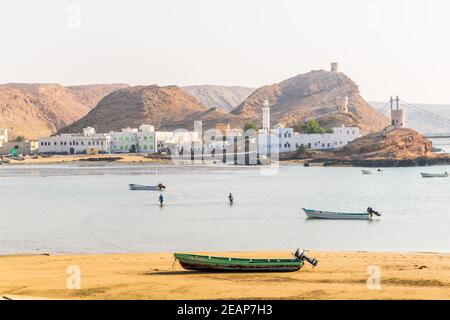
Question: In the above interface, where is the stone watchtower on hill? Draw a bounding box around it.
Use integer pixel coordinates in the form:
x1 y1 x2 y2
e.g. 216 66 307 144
390 96 406 128
336 96 349 113
331 62 338 72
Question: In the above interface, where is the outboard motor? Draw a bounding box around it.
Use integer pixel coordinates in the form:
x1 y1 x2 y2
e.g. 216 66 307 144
294 249 318 267
158 183 166 190
367 207 381 217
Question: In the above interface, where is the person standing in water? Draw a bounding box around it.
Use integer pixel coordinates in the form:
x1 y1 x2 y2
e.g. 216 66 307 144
159 194 164 206
228 193 234 205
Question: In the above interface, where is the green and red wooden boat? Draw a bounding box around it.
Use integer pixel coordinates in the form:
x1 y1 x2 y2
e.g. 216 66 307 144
174 249 317 272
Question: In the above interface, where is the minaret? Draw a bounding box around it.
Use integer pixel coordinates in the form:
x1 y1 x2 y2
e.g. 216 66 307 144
262 99 270 131
390 95 406 128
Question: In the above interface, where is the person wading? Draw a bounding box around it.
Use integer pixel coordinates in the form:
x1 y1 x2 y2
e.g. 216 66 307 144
228 193 234 205
159 194 164 207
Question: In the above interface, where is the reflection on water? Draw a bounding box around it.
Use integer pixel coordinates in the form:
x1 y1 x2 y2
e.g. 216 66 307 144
0 163 450 254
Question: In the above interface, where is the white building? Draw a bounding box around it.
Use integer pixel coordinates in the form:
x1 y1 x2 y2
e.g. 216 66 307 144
258 126 360 154
293 126 360 151
109 125 159 154
38 127 111 154
109 125 200 154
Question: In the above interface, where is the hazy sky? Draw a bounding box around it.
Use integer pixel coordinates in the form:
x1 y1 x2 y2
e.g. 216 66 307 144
1 0 450 103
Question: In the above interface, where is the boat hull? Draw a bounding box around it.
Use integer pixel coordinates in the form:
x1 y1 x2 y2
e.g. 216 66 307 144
174 253 303 272
129 184 163 191
302 208 371 220
420 173 448 178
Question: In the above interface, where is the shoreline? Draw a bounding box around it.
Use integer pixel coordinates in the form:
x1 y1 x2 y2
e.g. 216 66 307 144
1 250 450 300
0 154 171 165
1 151 449 167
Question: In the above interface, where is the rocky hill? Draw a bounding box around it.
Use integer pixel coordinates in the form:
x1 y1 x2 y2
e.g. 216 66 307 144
297 128 450 167
59 85 215 134
57 68 389 135
335 128 433 160
182 85 255 112
0 83 128 139
232 70 389 134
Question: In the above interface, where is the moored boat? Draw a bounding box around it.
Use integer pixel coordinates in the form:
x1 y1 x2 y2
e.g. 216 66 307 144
361 169 383 174
129 183 166 191
420 172 448 178
302 207 380 220
174 249 317 272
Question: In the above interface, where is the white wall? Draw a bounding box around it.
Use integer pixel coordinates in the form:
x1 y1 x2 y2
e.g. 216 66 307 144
258 126 360 154
38 134 110 154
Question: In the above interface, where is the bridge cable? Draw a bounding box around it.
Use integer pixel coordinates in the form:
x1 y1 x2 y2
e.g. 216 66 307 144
400 100 450 125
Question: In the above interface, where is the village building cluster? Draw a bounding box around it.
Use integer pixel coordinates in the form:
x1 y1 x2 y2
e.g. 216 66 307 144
3 70 409 158
36 94 362 157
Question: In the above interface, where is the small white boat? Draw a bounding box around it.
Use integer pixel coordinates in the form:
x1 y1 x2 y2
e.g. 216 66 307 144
129 184 166 191
420 172 448 178
302 208 380 220
361 169 383 175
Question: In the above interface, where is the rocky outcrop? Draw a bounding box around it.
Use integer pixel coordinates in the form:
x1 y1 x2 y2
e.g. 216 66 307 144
231 70 389 134
298 128 450 167
0 83 128 139
335 128 433 160
182 85 255 112
58 85 211 134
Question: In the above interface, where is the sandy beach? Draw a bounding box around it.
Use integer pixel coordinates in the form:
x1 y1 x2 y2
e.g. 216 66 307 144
4 154 169 165
1 251 449 300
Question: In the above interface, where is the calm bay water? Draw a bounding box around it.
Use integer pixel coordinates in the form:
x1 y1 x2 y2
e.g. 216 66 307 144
1 160 450 255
